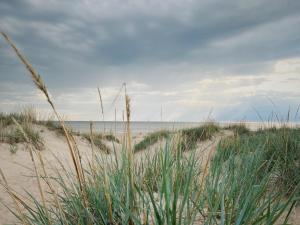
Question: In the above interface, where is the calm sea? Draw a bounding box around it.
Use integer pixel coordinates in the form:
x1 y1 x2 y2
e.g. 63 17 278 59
65 121 205 134
64 121 299 134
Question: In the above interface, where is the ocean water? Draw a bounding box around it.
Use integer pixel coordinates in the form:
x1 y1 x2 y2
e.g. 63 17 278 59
64 121 205 134
64 121 300 134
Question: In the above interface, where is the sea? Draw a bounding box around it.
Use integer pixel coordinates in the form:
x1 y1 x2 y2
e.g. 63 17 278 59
63 121 300 134
65 121 204 134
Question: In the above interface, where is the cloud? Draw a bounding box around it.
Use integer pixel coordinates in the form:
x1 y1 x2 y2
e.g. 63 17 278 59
0 0 300 121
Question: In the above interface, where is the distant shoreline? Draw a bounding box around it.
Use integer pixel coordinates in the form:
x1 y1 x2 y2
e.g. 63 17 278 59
57 120 300 134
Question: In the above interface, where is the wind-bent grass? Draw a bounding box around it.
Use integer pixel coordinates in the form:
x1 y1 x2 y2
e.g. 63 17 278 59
134 130 171 152
1 31 298 225
0 109 44 150
104 133 120 143
224 123 251 136
82 133 112 154
204 141 297 224
178 122 220 151
0 106 37 127
40 120 65 135
6 123 44 150
217 126 300 196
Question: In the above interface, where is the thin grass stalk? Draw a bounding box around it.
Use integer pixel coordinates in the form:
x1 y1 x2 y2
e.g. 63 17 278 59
114 108 117 136
97 86 105 133
191 141 216 217
69 134 87 185
122 110 126 148
124 85 135 224
11 118 52 225
35 152 68 225
89 122 96 173
1 32 89 209
0 169 29 225
103 170 113 224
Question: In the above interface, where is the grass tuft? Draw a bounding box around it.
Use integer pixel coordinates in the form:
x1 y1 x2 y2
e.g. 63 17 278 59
103 133 120 143
134 130 171 152
225 123 251 136
217 126 300 196
178 122 220 151
0 112 44 151
83 133 112 154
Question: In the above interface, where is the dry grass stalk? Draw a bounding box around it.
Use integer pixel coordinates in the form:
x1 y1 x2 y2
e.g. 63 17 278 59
124 87 136 225
125 95 132 153
0 169 30 225
114 108 117 136
103 170 113 224
11 118 52 225
1 32 88 209
191 141 216 216
89 122 96 173
97 86 105 132
35 152 68 225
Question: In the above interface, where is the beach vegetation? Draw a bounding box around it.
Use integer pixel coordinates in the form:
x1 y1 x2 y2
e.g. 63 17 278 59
178 122 220 151
1 31 298 225
134 130 171 152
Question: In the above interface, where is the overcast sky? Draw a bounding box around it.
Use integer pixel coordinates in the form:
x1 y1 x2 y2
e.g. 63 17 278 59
1 0 300 121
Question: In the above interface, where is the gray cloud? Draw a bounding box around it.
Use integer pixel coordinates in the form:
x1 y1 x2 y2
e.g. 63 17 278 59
0 0 300 121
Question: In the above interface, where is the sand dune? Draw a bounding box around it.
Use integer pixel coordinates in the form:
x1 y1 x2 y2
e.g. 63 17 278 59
0 125 299 224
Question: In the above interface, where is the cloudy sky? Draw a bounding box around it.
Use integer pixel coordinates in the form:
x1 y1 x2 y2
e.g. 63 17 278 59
1 0 300 121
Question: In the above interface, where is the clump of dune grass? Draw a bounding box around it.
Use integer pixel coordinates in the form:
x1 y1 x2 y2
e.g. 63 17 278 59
203 139 297 224
178 122 220 151
217 126 300 196
134 130 171 152
83 132 120 144
104 133 120 143
9 123 44 150
0 120 44 151
0 106 37 127
0 106 44 150
0 120 5 142
225 123 251 136
40 119 66 135
9 143 18 154
83 133 111 154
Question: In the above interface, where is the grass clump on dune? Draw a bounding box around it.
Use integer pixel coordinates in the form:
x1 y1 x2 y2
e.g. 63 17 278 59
134 130 171 152
6 124 44 150
103 133 120 143
0 109 44 151
217 126 300 196
82 134 111 154
41 120 65 135
178 122 220 151
204 140 296 224
0 106 37 127
225 123 251 136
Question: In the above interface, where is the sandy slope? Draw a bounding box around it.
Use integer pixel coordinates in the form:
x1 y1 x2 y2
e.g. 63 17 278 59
0 126 122 224
0 127 299 224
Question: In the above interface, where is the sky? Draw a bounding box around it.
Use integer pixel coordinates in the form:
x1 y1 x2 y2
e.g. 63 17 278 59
0 0 300 122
